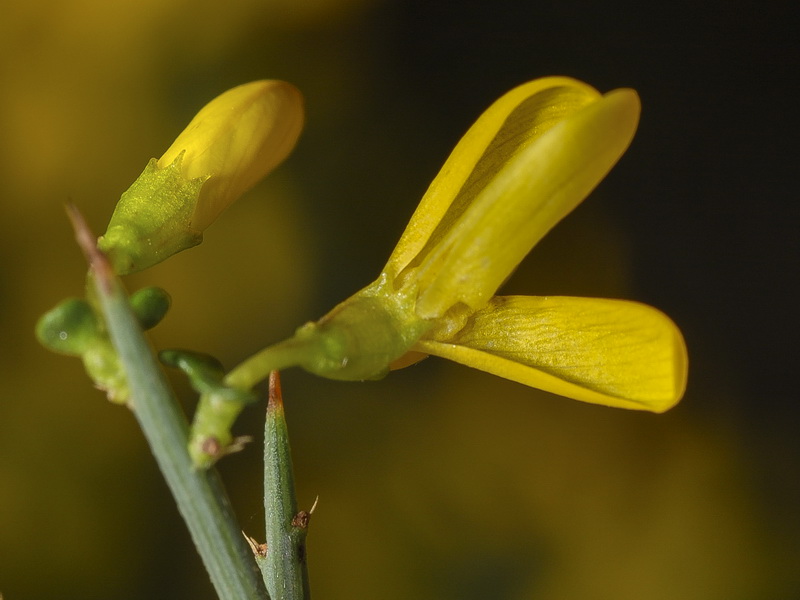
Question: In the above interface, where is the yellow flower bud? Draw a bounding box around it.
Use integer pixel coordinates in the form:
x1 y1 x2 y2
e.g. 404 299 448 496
158 80 304 231
99 80 304 274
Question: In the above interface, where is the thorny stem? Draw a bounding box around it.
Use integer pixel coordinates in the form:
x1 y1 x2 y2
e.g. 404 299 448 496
259 371 312 600
68 205 268 600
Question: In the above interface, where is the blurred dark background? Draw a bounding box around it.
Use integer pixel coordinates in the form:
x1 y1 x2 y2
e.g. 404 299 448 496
1 0 797 598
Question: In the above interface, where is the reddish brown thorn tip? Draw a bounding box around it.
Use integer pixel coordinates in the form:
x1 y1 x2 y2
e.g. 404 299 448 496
268 370 283 410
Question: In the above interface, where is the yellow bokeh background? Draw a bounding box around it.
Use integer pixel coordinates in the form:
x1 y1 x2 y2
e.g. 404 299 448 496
1 0 797 598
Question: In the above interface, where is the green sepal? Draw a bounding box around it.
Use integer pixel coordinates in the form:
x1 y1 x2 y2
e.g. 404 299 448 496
97 153 207 275
130 286 172 330
289 279 433 382
160 349 258 468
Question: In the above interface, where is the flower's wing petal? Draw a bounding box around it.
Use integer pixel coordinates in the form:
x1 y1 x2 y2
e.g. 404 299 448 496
416 296 687 412
413 88 641 319
383 77 600 282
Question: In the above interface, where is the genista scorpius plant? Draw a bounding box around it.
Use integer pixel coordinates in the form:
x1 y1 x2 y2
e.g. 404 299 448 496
37 76 687 600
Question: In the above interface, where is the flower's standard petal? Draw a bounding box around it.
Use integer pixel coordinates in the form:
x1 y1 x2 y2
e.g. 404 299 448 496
410 87 640 320
384 77 599 284
416 296 687 412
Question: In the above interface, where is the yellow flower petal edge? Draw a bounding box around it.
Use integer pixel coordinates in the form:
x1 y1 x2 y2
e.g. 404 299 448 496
416 296 688 412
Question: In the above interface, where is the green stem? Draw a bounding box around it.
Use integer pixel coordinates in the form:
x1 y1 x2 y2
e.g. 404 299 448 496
184 335 314 469
224 337 310 390
72 207 268 600
260 371 311 600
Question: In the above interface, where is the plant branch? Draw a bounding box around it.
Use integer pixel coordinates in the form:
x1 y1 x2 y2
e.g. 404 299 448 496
224 338 310 391
68 205 268 600
260 371 312 600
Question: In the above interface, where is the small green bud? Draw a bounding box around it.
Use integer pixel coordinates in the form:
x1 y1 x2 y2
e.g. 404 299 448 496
36 298 131 404
160 348 257 468
98 80 304 274
160 349 226 393
36 298 100 355
130 286 171 330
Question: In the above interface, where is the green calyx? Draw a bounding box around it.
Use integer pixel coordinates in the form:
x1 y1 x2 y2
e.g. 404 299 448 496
291 278 433 382
98 154 207 275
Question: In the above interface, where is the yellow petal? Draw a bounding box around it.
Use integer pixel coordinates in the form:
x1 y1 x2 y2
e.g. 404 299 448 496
385 79 640 320
416 296 687 412
384 77 599 285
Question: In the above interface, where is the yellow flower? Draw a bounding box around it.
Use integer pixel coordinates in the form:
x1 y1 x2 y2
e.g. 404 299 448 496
99 80 304 274
227 76 687 413
382 76 687 411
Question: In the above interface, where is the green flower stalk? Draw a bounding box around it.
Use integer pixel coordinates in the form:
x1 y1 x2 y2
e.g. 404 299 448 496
99 80 304 274
187 76 688 468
